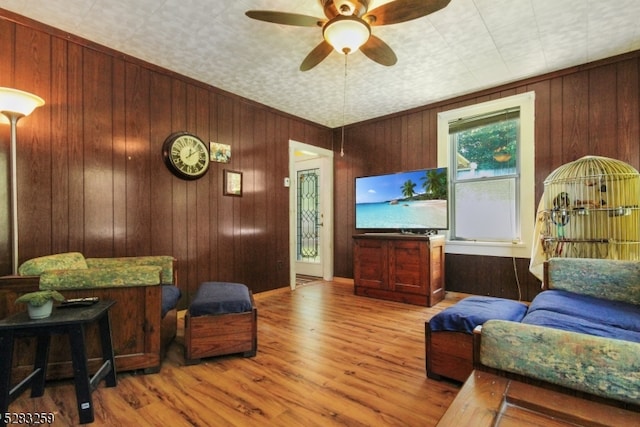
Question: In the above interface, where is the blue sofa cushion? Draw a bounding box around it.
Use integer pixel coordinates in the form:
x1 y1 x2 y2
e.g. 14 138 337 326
161 285 181 317
429 296 528 334
522 309 640 343
189 282 252 316
528 289 640 332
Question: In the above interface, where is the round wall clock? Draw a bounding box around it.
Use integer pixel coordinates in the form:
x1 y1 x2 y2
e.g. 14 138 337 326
162 132 210 180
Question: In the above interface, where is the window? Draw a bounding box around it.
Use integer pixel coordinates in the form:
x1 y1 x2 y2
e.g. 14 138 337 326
451 108 520 241
437 92 535 257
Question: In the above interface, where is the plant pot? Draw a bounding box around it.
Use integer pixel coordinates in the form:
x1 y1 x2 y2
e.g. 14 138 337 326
27 299 53 319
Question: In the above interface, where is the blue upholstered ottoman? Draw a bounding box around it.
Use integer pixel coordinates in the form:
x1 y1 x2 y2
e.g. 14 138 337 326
184 282 257 363
426 296 528 382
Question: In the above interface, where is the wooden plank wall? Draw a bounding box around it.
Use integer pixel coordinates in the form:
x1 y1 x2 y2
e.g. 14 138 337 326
334 51 640 300
0 12 333 301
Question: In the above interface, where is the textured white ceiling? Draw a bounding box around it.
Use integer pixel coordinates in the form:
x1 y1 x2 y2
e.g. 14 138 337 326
1 0 639 128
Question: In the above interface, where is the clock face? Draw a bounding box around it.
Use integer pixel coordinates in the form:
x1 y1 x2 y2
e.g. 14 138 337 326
162 132 210 180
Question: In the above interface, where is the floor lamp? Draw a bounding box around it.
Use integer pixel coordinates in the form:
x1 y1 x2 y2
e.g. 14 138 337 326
0 87 45 275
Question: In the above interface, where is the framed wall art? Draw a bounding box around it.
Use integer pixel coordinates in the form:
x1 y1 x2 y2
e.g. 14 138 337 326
223 170 243 197
210 142 231 163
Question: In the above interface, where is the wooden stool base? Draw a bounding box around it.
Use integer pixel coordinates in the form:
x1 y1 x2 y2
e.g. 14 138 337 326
426 327 473 383
184 294 257 364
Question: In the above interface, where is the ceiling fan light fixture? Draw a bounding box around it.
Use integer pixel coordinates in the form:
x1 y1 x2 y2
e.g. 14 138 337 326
323 15 370 54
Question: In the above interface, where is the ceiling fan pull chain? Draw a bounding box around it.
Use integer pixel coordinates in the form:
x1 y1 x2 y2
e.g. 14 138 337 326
341 54 348 157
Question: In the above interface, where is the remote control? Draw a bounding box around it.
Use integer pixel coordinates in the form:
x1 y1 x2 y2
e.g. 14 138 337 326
59 297 99 308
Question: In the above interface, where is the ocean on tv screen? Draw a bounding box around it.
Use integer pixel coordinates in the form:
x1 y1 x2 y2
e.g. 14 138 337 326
356 199 447 229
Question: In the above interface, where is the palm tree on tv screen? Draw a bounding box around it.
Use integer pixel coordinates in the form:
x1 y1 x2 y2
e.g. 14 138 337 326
401 180 417 199
422 169 447 199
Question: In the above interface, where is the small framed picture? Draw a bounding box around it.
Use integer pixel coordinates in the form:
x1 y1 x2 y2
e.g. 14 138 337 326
210 142 231 163
223 170 242 197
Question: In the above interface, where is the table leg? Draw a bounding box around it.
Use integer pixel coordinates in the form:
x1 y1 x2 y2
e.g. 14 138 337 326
67 324 94 424
98 312 117 387
0 330 15 427
31 333 52 397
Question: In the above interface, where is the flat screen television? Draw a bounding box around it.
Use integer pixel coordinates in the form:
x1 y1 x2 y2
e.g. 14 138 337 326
355 167 448 233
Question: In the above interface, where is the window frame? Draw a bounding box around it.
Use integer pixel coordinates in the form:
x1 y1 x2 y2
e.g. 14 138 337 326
437 92 535 258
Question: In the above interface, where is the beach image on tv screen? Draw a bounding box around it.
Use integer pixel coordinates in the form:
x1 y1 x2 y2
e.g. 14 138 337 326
355 168 448 230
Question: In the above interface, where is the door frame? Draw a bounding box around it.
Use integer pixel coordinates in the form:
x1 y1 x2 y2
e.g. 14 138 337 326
289 140 334 289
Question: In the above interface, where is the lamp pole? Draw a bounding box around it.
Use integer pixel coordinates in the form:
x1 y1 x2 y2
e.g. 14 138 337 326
4 112 23 275
2 111 22 274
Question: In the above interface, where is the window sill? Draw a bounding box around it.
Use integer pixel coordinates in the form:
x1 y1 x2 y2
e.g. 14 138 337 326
445 239 531 258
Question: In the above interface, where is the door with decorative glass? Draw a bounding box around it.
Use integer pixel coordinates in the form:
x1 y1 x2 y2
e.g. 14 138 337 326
295 158 324 277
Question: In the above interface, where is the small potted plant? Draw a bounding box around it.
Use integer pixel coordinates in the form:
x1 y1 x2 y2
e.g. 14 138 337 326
15 290 66 319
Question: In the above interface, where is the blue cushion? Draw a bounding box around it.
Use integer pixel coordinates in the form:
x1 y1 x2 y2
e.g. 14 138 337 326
527 289 640 332
189 282 252 316
429 296 528 334
161 285 181 317
522 309 640 343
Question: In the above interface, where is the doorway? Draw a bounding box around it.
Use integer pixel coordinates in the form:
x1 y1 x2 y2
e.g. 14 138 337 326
289 140 334 289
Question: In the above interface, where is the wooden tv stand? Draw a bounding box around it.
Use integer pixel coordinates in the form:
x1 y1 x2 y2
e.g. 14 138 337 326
353 233 445 306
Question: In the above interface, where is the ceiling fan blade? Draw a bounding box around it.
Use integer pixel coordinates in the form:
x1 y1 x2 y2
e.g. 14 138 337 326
300 41 334 71
360 35 397 67
364 0 451 26
245 10 323 27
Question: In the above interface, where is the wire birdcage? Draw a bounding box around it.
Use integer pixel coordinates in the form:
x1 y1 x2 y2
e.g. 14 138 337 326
541 155 640 260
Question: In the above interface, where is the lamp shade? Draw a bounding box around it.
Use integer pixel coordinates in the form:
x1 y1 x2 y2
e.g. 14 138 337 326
0 87 45 118
323 15 370 54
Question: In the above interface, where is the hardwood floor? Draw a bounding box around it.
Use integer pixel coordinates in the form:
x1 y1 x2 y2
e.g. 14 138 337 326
8 281 464 426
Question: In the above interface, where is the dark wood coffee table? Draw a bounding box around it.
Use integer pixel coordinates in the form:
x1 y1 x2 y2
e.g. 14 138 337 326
437 370 639 426
0 300 117 425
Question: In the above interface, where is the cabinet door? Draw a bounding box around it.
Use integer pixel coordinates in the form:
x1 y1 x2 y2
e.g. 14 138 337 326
388 240 427 294
353 239 388 289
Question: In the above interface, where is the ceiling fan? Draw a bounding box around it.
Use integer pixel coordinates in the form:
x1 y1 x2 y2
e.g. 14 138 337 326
246 0 451 71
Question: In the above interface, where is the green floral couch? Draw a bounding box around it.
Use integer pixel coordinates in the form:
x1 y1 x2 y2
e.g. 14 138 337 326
474 257 640 408
0 252 180 381
18 251 175 288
